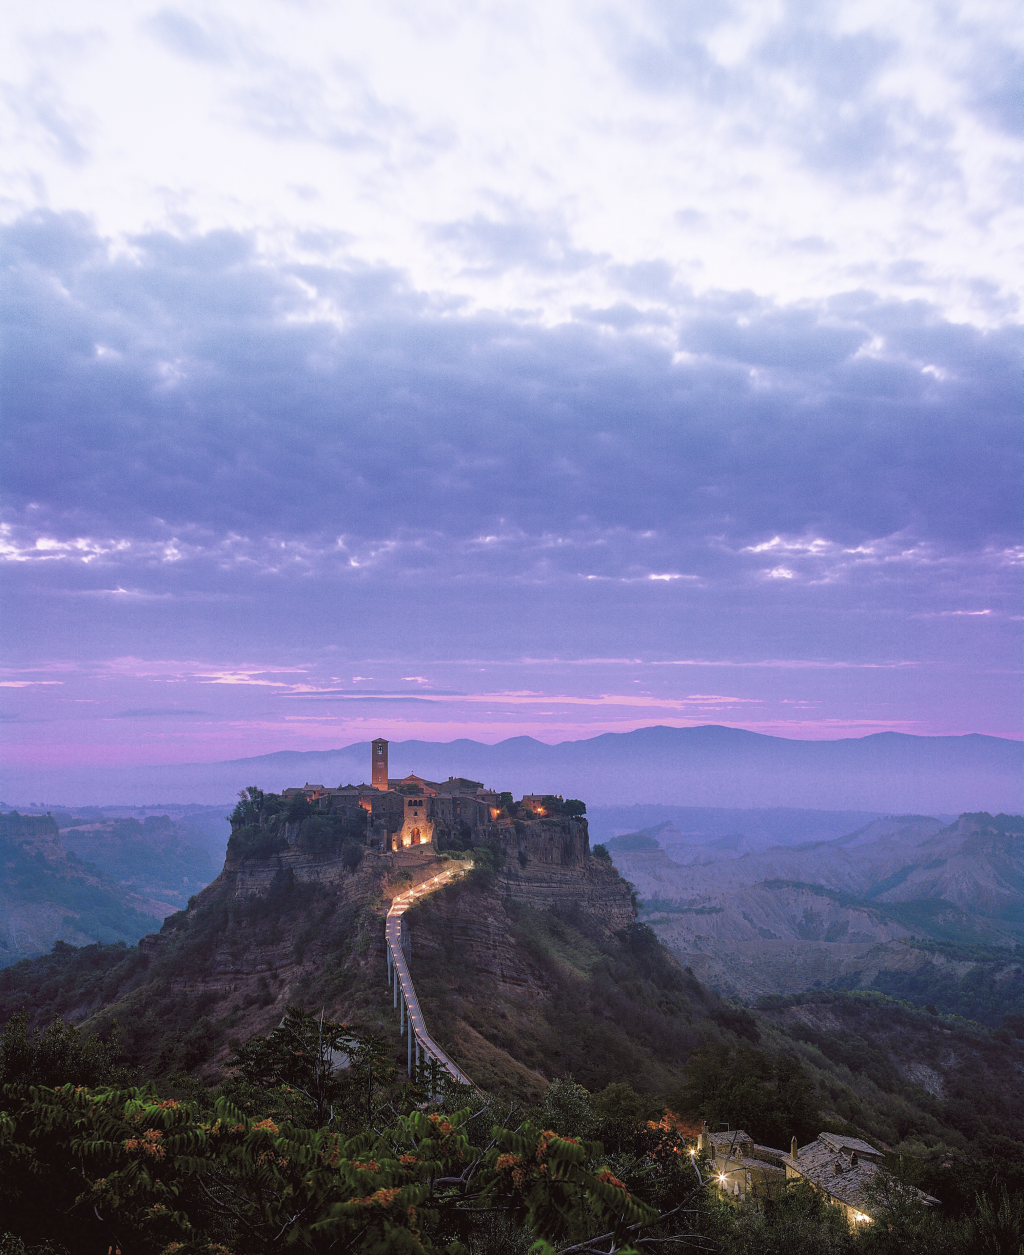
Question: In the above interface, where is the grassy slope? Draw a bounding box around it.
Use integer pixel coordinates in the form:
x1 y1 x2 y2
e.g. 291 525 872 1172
405 874 746 1101
0 831 163 965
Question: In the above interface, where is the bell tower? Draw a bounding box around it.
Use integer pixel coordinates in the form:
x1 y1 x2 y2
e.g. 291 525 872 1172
371 737 389 790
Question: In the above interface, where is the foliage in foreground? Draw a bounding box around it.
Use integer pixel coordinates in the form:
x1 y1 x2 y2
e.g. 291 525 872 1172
0 1008 720 1255
0 1008 1021 1255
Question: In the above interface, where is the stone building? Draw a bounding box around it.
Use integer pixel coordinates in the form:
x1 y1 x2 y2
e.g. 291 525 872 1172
695 1125 938 1224
280 745 504 852
781 1132 936 1224
371 737 388 790
696 1126 787 1203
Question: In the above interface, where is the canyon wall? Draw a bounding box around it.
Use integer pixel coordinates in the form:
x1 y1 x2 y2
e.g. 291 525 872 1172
491 816 635 933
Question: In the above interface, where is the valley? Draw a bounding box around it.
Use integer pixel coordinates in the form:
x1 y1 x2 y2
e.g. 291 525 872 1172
0 807 228 967
604 813 1022 1022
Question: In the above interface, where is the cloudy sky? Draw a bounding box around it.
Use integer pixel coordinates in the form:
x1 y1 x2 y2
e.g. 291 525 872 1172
1 0 1021 773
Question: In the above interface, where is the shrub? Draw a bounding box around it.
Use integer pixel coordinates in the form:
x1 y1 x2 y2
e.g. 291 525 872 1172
227 824 287 860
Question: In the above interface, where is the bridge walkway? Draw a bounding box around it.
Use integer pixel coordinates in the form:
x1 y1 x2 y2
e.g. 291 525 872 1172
385 862 475 1088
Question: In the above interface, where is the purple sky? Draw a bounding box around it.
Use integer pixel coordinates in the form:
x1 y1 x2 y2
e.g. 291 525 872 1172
1 1 1021 774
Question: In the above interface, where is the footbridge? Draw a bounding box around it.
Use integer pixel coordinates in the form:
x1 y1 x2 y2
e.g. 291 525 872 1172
385 863 474 1088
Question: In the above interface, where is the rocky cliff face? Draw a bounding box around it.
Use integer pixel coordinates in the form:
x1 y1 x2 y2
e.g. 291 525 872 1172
401 843 721 1099
3 804 643 1085
401 816 635 1007
219 839 367 898
491 815 635 933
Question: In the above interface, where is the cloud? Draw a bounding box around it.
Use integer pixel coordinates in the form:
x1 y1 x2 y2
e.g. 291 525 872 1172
0 210 1018 750
142 10 231 64
110 707 212 718
1 72 93 164
600 1 972 192
1 213 1018 579
431 205 606 277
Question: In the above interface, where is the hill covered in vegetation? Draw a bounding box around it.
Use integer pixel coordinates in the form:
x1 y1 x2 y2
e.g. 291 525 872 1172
0 812 166 967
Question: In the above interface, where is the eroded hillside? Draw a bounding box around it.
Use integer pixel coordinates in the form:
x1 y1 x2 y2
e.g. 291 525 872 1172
0 805 739 1093
0 812 166 965
2 798 1020 1161
610 812 1023 1011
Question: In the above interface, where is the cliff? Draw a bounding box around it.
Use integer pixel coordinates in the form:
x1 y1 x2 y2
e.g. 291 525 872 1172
387 815 728 1099
0 810 649 1088
2 804 1022 1156
492 814 635 931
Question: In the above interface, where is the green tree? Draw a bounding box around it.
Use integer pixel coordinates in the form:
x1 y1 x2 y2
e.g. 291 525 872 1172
540 1076 596 1140
0 1012 127 1088
725 1180 854 1255
670 1044 820 1148
230 786 267 826
227 1006 390 1129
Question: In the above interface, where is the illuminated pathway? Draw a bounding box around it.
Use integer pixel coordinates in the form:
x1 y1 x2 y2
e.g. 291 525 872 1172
385 863 474 1087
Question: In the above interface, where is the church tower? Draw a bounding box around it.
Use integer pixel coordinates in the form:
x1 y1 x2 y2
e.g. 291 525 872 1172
371 737 389 790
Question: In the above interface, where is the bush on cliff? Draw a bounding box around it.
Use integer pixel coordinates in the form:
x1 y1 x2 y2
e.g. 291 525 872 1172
227 822 287 859
230 786 285 828
297 813 366 864
538 795 586 816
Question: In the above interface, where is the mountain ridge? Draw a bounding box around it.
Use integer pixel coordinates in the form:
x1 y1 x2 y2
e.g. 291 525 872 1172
5 725 1020 810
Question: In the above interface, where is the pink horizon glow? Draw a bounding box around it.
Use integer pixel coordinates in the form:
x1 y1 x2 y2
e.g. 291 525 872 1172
3 714 1020 774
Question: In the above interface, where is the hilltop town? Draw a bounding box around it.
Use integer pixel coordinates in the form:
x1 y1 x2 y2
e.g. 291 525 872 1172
266 736 584 852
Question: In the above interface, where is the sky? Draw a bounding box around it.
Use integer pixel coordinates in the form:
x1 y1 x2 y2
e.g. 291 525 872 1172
1 0 1021 775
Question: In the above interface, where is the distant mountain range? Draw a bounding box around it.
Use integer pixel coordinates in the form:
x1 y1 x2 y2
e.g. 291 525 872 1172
4 724 1021 812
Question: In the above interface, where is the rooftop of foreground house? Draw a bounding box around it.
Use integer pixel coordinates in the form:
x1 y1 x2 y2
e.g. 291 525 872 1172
703 1130 786 1171
782 1133 937 1215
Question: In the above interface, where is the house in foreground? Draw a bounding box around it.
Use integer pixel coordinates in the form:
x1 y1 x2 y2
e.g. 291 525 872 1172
698 1125 938 1224
696 1128 787 1203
